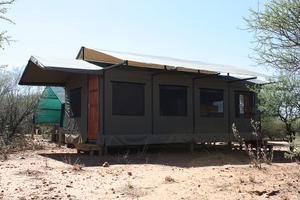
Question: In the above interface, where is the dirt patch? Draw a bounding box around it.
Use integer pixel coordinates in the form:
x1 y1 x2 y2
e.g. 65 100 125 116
1 142 300 200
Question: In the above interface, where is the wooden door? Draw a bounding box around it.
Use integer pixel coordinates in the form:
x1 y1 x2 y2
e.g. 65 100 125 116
88 75 100 140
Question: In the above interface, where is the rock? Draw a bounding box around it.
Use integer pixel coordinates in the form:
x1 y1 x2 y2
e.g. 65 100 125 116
165 175 175 183
252 190 267 196
267 190 279 197
127 172 132 176
102 162 109 167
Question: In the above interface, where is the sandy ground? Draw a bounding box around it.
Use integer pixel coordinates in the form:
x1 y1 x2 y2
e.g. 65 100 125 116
0 142 300 200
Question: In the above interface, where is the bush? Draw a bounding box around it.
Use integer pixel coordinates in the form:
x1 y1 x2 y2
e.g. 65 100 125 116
261 117 300 140
292 119 300 134
0 134 44 160
0 68 41 145
261 117 286 140
37 125 56 139
284 149 300 161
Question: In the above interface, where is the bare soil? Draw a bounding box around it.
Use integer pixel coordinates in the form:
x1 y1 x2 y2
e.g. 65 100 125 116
0 140 300 200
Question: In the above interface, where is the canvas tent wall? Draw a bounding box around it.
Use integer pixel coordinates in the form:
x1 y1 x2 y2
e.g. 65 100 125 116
97 66 259 146
34 86 65 127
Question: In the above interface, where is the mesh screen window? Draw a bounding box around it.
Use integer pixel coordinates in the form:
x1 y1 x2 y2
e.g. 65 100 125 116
160 85 187 116
200 88 224 117
235 91 254 118
112 81 145 116
69 88 81 118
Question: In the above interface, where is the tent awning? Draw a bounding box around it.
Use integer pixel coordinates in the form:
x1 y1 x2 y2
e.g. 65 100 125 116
19 56 103 86
77 47 268 83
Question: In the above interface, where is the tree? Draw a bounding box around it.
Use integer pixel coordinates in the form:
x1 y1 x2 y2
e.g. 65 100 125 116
0 69 41 143
254 71 300 144
0 0 15 49
245 0 300 72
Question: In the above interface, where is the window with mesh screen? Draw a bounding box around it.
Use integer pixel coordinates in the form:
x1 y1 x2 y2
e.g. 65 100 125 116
69 88 81 118
112 81 145 116
160 85 187 116
235 91 255 118
200 88 224 117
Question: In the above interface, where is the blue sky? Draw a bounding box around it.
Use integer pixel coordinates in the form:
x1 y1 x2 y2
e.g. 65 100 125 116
0 0 268 73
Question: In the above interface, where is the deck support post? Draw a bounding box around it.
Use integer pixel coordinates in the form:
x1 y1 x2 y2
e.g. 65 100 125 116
228 141 232 149
189 143 195 152
58 128 63 147
101 145 108 156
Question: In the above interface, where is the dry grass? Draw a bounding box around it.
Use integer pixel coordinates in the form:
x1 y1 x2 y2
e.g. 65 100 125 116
248 175 256 183
126 181 134 189
72 163 84 171
0 134 45 161
62 156 85 171
0 149 8 161
239 177 245 183
17 169 44 177
119 181 148 199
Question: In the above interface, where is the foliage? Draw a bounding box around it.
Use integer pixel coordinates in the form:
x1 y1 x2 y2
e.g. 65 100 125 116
0 134 45 160
0 0 15 49
284 133 300 161
0 68 41 145
232 120 273 168
284 148 300 161
232 123 244 149
253 71 300 143
262 117 286 139
293 119 300 133
37 125 56 139
245 0 300 72
262 117 300 140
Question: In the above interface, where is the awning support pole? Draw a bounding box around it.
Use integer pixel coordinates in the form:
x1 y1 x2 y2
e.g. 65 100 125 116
193 73 220 80
228 76 257 83
103 60 128 71
227 73 231 144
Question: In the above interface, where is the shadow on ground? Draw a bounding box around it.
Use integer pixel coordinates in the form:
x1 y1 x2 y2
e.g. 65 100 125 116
38 144 292 168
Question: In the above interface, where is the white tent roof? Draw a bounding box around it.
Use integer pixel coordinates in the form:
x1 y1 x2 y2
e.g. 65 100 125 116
86 48 265 76
19 48 268 86
30 55 102 72
79 47 268 83
19 55 102 86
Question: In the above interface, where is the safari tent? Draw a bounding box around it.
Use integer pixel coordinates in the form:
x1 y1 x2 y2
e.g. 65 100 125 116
19 47 266 147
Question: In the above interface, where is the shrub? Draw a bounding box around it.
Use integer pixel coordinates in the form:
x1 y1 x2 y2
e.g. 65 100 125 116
0 69 41 146
284 149 300 162
232 119 273 168
261 117 286 140
293 119 300 134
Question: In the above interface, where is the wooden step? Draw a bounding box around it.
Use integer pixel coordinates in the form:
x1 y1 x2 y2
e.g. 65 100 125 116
75 143 103 155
